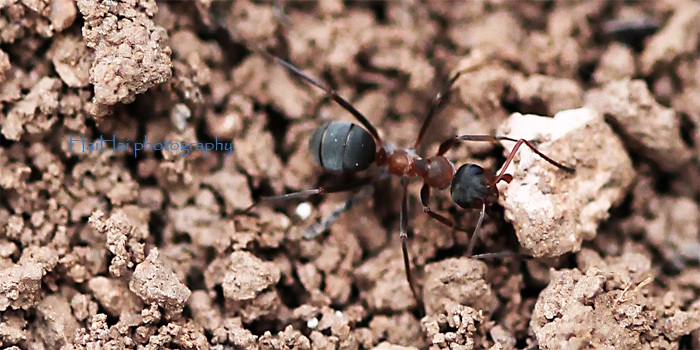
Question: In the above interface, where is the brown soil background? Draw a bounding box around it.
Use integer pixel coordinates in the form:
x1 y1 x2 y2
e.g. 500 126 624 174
2 0 700 349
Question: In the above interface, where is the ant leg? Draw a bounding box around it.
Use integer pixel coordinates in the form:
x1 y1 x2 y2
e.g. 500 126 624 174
418 183 472 233
400 178 423 311
242 176 375 213
255 50 382 143
415 62 497 149
494 138 574 183
471 251 533 260
436 135 574 174
465 203 486 257
272 0 290 27
436 134 508 156
414 71 467 149
303 184 374 239
420 183 487 256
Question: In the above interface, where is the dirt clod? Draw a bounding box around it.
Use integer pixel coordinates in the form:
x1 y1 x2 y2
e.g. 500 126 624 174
531 249 683 349
129 248 191 320
1 77 61 141
0 246 58 311
422 258 497 317
421 304 484 350
497 108 635 257
372 342 420 350
219 250 281 301
89 209 147 278
36 293 80 348
586 79 692 172
640 3 700 75
77 0 172 114
50 34 92 88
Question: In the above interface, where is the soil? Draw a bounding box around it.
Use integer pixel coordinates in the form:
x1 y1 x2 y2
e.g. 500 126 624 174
1 1 700 349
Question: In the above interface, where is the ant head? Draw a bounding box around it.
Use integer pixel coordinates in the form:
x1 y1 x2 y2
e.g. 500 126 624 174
450 163 497 209
309 121 377 173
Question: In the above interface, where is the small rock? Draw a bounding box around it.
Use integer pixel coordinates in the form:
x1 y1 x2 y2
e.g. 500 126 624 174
421 304 483 350
50 35 91 88
222 250 280 301
372 342 420 350
129 248 191 319
507 74 583 116
0 246 58 311
497 108 635 257
531 251 656 349
586 79 692 172
640 3 700 75
422 258 497 316
36 294 80 348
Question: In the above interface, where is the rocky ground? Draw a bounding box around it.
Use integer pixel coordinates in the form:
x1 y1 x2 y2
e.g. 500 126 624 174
2 0 700 349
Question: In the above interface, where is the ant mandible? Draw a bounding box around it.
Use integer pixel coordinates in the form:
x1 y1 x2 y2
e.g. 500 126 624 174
242 48 575 311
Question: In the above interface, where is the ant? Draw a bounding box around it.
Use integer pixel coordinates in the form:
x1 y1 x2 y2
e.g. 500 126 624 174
240 47 575 311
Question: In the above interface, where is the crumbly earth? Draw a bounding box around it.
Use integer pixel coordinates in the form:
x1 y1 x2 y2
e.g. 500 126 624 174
1 1 700 349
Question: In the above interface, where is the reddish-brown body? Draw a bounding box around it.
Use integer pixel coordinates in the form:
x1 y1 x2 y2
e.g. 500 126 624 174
377 148 456 190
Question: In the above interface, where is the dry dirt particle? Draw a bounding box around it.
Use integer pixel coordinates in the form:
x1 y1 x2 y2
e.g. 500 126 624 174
0 311 27 347
496 108 635 257
129 248 191 320
355 247 417 312
421 258 497 317
49 34 92 88
531 249 694 349
640 2 700 75
187 290 226 342
663 299 700 342
259 325 311 350
87 276 143 327
140 321 208 350
369 313 423 347
372 342 420 350
72 312 130 348
449 55 517 134
222 317 259 348
168 202 230 248
0 48 10 83
1 76 61 141
219 250 281 302
506 74 584 116
0 246 58 311
593 43 636 85
50 0 78 32
201 169 254 214
89 209 147 278
448 10 523 63
35 293 80 349
585 79 692 173
639 195 700 269
303 306 372 349
76 0 172 115
421 304 484 350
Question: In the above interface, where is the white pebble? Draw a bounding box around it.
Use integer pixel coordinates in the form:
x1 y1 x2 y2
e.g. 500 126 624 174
306 317 319 329
295 202 312 219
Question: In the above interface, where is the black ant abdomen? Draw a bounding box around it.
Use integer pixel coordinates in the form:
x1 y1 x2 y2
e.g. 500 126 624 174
309 121 377 173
